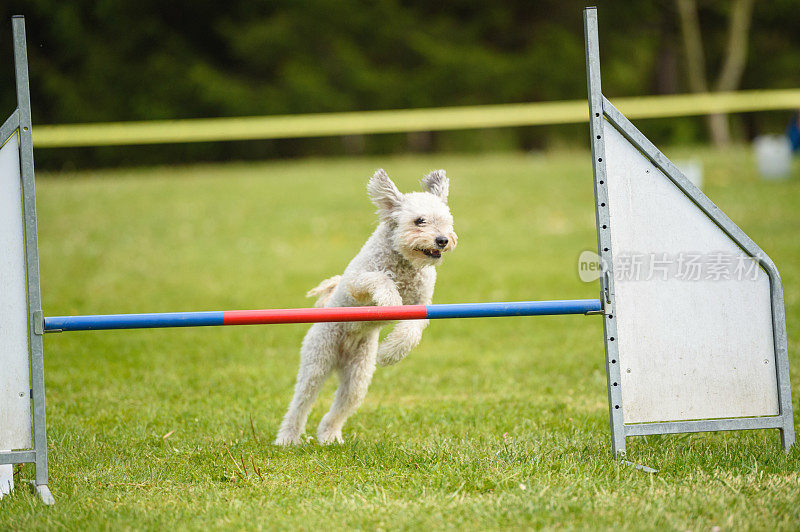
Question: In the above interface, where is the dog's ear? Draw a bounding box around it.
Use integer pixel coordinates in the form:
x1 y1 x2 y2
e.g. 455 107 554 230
367 169 403 220
421 169 449 204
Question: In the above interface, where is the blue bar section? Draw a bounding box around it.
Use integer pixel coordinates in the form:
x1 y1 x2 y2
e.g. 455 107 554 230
44 311 224 332
426 299 601 319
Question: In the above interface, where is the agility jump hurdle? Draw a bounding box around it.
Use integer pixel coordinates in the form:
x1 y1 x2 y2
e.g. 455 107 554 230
43 300 603 332
0 8 794 505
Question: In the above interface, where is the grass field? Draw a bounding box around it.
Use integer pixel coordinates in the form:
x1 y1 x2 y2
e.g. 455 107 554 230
2 148 799 530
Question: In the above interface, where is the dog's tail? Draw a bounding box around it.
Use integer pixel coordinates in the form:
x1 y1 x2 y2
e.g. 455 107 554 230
306 275 341 307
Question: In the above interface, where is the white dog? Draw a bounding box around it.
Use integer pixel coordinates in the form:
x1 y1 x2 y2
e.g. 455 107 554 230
275 169 457 445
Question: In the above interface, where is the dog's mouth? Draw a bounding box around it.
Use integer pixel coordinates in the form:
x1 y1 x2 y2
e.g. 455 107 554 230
417 248 442 259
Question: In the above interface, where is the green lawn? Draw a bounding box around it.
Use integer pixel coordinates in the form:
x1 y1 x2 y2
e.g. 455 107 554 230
2 148 799 530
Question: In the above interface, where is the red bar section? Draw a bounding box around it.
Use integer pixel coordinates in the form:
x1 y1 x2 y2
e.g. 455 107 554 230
223 305 428 325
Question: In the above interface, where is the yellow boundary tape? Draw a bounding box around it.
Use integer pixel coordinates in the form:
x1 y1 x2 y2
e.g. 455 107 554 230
33 89 800 148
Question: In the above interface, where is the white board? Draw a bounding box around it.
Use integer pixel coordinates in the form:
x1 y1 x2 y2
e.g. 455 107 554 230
0 457 12 499
0 132 32 449
603 122 779 424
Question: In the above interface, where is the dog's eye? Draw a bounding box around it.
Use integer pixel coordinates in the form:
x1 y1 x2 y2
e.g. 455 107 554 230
414 217 426 226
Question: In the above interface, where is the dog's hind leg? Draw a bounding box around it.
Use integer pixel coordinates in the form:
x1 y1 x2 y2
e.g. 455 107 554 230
275 324 337 445
317 332 379 444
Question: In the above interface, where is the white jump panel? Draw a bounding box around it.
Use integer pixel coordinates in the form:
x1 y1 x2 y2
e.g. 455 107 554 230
603 122 779 424
0 458 12 498
0 132 32 450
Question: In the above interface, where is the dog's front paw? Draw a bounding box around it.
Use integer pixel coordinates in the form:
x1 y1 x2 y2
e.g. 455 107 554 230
374 290 403 307
376 342 402 366
274 431 303 446
317 427 344 445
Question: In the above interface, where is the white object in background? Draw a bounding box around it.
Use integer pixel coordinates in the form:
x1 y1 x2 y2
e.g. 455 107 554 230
754 135 792 180
604 122 779 424
0 460 12 499
674 158 703 189
0 132 33 454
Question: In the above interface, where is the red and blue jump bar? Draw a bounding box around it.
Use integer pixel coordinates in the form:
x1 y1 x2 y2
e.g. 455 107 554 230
43 299 602 332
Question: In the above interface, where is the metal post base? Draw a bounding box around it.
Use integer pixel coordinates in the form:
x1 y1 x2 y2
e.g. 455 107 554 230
30 482 54 505
620 460 658 474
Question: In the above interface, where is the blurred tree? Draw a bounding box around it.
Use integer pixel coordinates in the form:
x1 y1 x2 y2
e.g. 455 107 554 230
676 0 754 146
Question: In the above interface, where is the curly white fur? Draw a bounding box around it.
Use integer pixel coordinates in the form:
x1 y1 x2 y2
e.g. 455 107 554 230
275 168 457 445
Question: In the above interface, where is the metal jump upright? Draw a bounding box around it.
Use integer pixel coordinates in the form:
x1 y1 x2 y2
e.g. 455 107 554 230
584 6 793 459
0 16 52 505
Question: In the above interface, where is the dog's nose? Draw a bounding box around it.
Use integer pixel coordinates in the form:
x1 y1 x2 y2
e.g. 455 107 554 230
435 236 449 249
